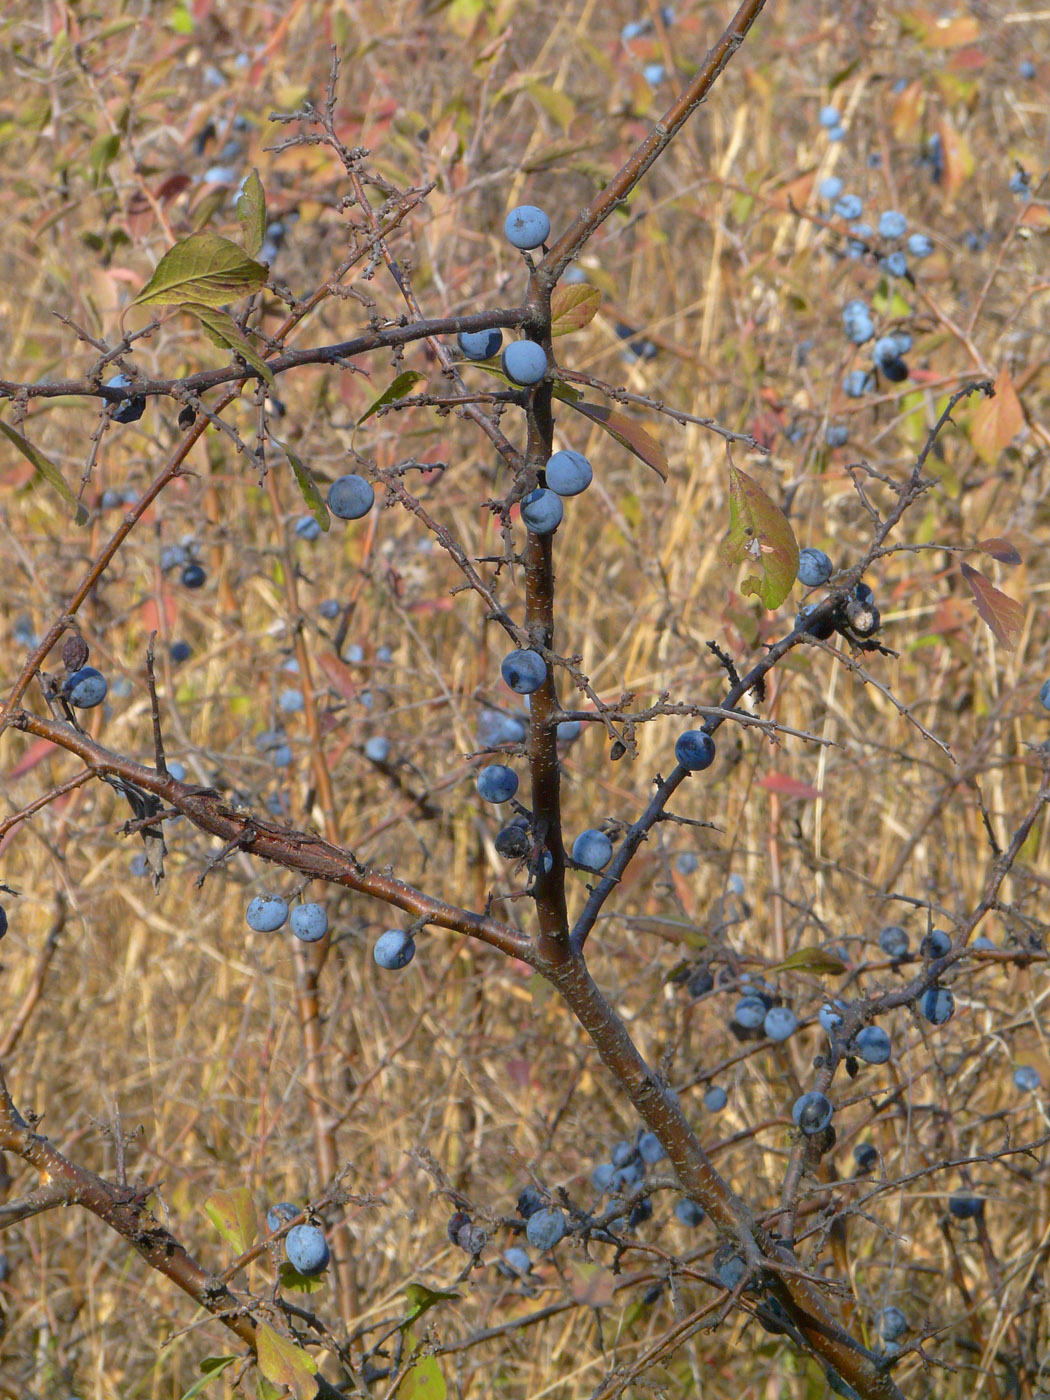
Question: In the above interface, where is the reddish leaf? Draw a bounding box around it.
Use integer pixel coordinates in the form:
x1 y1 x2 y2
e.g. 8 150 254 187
976 537 1022 566
935 116 975 195
550 284 600 337
758 773 822 800
566 400 667 479
961 563 1023 649
970 368 1024 463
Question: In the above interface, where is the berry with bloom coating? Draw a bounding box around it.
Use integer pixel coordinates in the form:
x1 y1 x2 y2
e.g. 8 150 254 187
921 986 954 1024
504 205 551 249
267 1201 299 1232
545 450 592 496
477 765 519 804
502 341 548 385
877 210 908 239
638 1132 666 1164
907 232 934 258
501 648 547 694
1038 678 1050 711
526 1207 566 1250
703 1085 728 1112
105 374 146 424
374 929 416 969
572 829 613 871
854 1026 891 1064
793 1091 833 1134
328 474 375 520
285 1223 330 1276
882 251 908 278
764 1006 797 1041
843 299 875 345
819 176 844 201
246 895 289 932
878 1307 908 1342
290 903 328 943
364 736 390 763
1014 1065 1041 1092
64 666 109 709
948 1194 983 1219
458 328 503 360
833 193 863 220
798 548 833 587
520 488 563 535
819 105 841 128
295 515 321 540
921 928 951 958
878 925 909 958
675 730 716 771
734 996 767 1029
502 1246 532 1276
675 1198 705 1227
843 369 874 398
853 1142 878 1171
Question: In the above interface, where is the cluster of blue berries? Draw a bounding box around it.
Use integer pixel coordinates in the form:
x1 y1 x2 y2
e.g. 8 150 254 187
265 1203 331 1277
245 896 328 943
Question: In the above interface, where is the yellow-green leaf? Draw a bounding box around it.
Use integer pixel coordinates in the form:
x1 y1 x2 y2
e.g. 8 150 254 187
524 80 575 132
358 370 426 427
719 464 799 610
273 437 329 530
203 1188 256 1254
550 284 600 337
236 169 267 258
277 1260 326 1295
401 1283 460 1330
133 233 268 308
961 563 1023 650
178 1356 237 1400
567 399 667 479
185 304 275 388
0 419 88 525
969 367 1024 464
770 948 848 976
399 1357 446 1400
256 1324 318 1400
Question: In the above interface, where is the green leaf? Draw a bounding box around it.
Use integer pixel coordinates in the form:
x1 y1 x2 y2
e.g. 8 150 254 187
401 1283 460 1330
399 1357 447 1400
550 284 600 337
551 379 582 405
236 169 267 258
358 370 426 427
89 132 120 187
178 1356 237 1400
185 304 275 388
133 233 268 308
566 400 667 479
0 419 88 525
719 464 798 610
277 1259 326 1295
203 1187 256 1255
256 1324 318 1400
524 80 575 132
273 437 330 530
770 948 848 976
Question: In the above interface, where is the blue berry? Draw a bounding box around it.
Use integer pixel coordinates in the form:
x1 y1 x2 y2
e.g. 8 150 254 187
819 105 841 128
798 548 833 587
525 1207 566 1250
833 194 863 220
457 328 503 360
290 903 328 943
846 222 873 258
105 374 146 424
557 718 581 742
64 666 108 709
477 764 519 803
921 986 954 1024
285 1223 330 1276
160 544 188 572
764 1006 797 1041
842 299 875 344
907 232 934 258
545 449 592 496
279 688 304 713
520 488 563 535
502 341 548 385
610 1140 636 1168
1039 679 1050 711
921 928 952 958
266 1201 299 1233
374 929 416 969
504 205 551 250
703 1085 728 1112
621 19 648 40
881 251 908 277
572 829 613 871
877 210 908 239
795 603 835 639
319 599 340 620
853 1142 878 1170
181 562 207 589
166 761 186 781
1013 1065 1041 1092
364 736 390 763
644 63 666 87
638 1132 666 1165
878 1307 908 1342
501 648 547 694
878 925 909 956
734 996 767 1029
129 852 150 877
502 1246 532 1276
842 369 874 398
826 423 849 448
295 515 321 541
948 1194 983 1219
1009 170 1030 197
826 125 845 142
674 852 699 874
344 643 364 664
714 1249 746 1289
818 176 844 201
1019 59 1036 79
819 1002 845 1032
591 1162 616 1191
327 474 375 520
478 708 528 745
517 1186 544 1218
674 1198 705 1227
246 895 289 932
971 936 996 951
793 1091 833 1135
675 730 716 771
854 1026 891 1064
169 641 192 664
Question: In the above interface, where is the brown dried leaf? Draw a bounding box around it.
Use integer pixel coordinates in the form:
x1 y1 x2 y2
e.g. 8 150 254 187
961 563 1023 649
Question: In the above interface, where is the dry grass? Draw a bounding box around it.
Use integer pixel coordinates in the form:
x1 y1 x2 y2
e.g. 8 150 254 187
1 1 1049 1397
